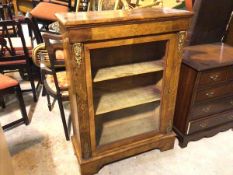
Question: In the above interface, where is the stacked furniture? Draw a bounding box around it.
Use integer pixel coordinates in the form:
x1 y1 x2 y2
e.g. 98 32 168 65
56 8 192 175
173 0 233 147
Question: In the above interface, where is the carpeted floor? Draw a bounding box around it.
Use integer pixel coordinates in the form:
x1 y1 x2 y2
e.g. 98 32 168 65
0 75 233 175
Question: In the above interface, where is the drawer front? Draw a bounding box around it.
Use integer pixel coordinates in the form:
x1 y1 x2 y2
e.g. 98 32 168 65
195 82 233 102
190 96 233 120
199 69 227 86
187 110 233 135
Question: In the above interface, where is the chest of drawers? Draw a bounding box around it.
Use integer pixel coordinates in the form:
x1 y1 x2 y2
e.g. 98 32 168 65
173 43 233 147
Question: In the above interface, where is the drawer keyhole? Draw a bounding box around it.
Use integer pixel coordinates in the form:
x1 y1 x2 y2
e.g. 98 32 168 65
209 74 219 81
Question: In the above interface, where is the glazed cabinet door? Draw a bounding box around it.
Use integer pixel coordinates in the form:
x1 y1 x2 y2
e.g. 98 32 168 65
83 33 182 153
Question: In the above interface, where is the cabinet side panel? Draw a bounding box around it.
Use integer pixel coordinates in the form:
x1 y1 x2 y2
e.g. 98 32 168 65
63 38 81 146
160 33 182 133
173 63 197 133
63 39 92 159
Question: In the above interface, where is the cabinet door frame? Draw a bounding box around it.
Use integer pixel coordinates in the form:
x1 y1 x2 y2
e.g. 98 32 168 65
83 33 180 154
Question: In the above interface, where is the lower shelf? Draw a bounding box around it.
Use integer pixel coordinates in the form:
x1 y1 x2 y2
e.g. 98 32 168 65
96 102 160 146
94 84 161 115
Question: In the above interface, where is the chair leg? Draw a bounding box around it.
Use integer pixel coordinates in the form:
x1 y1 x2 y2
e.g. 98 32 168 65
42 85 47 96
57 96 69 141
15 85 29 125
47 93 52 111
0 95 6 108
26 66 37 102
31 17 43 43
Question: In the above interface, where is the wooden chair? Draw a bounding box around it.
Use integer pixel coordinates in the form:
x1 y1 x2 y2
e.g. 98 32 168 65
0 73 29 130
0 20 38 102
30 0 78 30
0 2 19 38
41 33 70 140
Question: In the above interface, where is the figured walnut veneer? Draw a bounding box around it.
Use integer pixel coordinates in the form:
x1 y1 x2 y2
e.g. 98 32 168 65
56 8 192 175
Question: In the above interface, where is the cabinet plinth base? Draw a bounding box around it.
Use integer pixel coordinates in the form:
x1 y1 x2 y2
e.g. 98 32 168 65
72 133 176 175
173 122 233 148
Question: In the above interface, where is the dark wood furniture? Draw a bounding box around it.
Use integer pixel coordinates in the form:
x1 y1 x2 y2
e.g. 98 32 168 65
188 0 233 46
225 15 233 46
0 20 38 102
174 44 233 148
56 8 192 175
173 0 233 148
0 73 29 130
41 33 70 140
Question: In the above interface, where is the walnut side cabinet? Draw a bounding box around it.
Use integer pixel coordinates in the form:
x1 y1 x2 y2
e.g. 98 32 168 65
57 8 192 175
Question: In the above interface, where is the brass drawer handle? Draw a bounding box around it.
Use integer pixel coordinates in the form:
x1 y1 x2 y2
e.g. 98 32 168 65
200 122 208 128
209 74 220 81
202 106 211 113
205 91 215 97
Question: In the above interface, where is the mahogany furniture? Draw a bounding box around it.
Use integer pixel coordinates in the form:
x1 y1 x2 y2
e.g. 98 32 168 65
0 124 15 175
56 8 192 175
0 74 29 130
173 0 233 147
174 44 233 148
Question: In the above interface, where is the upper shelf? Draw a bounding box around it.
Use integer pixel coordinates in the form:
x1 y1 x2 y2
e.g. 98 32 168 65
93 60 164 83
94 85 161 115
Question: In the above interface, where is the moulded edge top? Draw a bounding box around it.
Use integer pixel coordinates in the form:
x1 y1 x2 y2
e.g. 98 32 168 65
55 8 192 28
182 43 233 71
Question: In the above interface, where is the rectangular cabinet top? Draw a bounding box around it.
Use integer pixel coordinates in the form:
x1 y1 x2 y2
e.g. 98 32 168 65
56 8 192 27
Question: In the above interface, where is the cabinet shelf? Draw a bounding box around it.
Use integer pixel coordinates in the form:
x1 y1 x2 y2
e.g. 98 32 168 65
96 102 160 146
93 60 164 83
94 85 161 115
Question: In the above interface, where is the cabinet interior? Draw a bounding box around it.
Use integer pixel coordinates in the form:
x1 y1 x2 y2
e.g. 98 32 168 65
90 40 168 147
